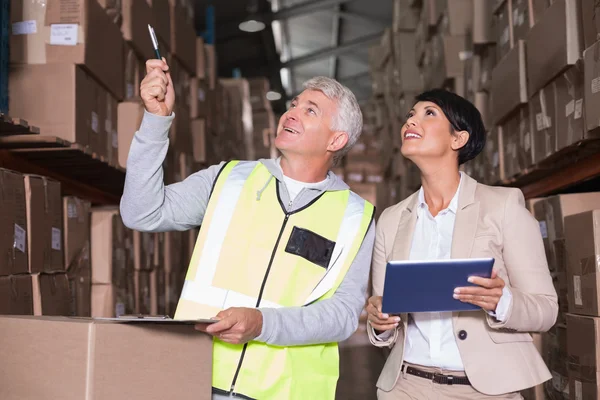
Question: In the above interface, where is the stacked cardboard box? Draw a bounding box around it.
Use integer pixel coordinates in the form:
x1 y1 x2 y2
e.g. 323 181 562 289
249 77 278 160
0 0 7 114
0 168 73 316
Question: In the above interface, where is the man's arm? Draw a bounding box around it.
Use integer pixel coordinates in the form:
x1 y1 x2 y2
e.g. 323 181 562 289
254 221 375 346
119 110 225 232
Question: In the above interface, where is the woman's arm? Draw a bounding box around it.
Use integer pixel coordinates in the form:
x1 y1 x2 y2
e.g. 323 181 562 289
487 189 558 332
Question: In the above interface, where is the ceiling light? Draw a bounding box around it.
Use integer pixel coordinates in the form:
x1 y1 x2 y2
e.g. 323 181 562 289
266 91 282 101
239 19 265 33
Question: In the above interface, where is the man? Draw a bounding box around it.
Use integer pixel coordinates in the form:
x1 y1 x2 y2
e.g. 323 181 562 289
120 58 375 400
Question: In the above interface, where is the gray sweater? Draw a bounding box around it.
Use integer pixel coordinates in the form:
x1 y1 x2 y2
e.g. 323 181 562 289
120 110 375 346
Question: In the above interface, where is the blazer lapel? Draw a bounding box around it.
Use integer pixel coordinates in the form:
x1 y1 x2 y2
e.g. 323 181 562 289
391 193 419 262
452 174 479 324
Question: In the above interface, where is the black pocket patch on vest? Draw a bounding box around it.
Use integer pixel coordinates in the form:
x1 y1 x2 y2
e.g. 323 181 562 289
285 226 336 269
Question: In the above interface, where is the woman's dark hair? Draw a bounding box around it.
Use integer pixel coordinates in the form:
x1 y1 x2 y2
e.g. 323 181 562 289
413 89 486 165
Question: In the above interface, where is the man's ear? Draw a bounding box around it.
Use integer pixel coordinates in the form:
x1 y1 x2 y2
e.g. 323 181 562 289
451 130 470 151
328 131 349 152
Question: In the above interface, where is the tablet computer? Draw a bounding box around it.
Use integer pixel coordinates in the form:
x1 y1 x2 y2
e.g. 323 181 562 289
381 258 495 314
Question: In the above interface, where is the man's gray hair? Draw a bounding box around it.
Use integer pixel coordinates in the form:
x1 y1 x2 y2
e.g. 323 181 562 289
302 76 363 161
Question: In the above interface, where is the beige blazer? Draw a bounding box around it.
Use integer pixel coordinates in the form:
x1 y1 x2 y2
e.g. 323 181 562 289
368 173 557 396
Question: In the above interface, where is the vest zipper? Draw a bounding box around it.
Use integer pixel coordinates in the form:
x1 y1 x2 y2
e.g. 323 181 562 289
229 213 291 396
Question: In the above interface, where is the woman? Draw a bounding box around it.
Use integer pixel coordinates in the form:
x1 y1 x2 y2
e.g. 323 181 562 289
366 89 557 399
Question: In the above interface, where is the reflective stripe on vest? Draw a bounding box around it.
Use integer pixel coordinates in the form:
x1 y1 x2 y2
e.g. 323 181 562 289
175 161 374 400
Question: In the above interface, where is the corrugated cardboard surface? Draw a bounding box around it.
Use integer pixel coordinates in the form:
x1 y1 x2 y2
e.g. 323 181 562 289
565 209 600 316
9 64 93 147
584 40 600 136
121 0 154 61
581 0 600 51
91 209 127 285
32 273 71 316
555 63 585 151
530 84 557 164
492 40 527 124
526 0 583 96
63 197 91 317
24 175 63 274
117 101 145 170
0 275 33 315
0 316 212 400
0 169 28 276
479 44 497 93
10 0 125 100
566 314 600 399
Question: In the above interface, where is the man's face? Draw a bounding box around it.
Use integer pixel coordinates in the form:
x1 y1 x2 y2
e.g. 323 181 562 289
274 89 339 158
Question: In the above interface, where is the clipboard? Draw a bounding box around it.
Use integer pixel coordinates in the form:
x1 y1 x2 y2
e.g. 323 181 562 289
382 257 495 314
94 315 218 325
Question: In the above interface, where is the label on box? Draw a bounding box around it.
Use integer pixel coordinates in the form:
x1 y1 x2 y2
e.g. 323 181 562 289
105 119 112 134
67 203 78 219
50 24 78 46
14 224 26 253
545 116 552 128
513 9 519 25
198 88 206 102
112 131 118 149
493 152 499 168
551 371 563 391
539 221 548 238
536 113 543 131
51 227 61 251
458 51 472 61
126 84 134 99
501 28 509 45
574 275 582 306
12 20 37 35
115 302 125 317
575 99 583 119
524 132 531 151
592 77 600 94
566 100 575 117
575 380 582 400
91 112 99 133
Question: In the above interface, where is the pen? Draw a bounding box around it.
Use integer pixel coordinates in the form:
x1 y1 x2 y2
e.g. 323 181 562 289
148 24 161 60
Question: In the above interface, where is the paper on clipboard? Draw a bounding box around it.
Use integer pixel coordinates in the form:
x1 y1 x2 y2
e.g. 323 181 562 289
94 315 218 325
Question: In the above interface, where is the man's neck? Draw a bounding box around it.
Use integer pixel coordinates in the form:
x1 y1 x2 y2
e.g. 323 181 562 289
279 155 329 183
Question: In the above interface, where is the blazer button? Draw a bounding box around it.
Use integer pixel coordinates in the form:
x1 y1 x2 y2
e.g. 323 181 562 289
458 330 467 340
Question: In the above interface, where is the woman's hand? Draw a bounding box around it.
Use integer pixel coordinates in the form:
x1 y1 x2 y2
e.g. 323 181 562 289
454 270 505 312
366 295 400 332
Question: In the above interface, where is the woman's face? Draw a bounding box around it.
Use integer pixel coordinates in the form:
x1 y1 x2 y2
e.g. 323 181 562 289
400 101 467 165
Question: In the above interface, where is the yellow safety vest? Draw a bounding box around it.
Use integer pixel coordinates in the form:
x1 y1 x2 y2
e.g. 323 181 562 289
175 161 374 400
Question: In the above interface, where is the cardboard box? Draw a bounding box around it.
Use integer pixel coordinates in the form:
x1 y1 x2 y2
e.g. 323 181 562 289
499 105 533 177
526 0 583 96
121 0 154 61
479 44 497 93
566 314 600 399
422 0 445 27
10 0 125 100
24 175 63 274
0 316 212 400
205 44 217 90
195 37 206 80
134 270 152 315
555 63 585 151
348 183 378 209
63 197 91 317
392 32 424 92
248 77 271 113
580 0 600 52
104 90 119 167
491 40 527 124
124 44 142 101
473 0 495 44
169 1 196 75
475 91 492 129
117 101 145 170
530 0 552 25
393 0 419 31
438 0 473 36
483 127 504 183
494 0 513 61
164 231 184 273
565 210 600 316
511 0 532 43
0 275 34 315
530 84 557 164
134 231 155 271
147 0 171 51
0 169 28 276
190 78 213 120
91 282 134 318
542 325 569 399
9 64 98 148
584 40 600 137
32 273 71 316
192 119 207 164
91 209 128 285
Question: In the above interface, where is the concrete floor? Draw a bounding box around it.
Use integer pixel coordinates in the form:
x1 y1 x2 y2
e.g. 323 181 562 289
336 320 387 400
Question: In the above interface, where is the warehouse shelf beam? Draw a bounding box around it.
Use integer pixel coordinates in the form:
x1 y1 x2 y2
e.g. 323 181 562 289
281 31 383 69
330 3 342 80
337 11 388 27
272 0 357 21
338 71 370 85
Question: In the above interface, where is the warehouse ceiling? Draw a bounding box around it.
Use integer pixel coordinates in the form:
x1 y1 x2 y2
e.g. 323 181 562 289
194 0 393 115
